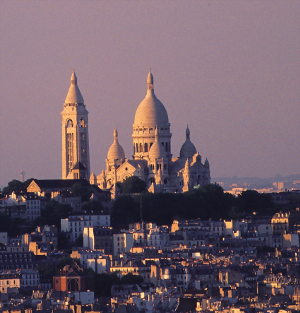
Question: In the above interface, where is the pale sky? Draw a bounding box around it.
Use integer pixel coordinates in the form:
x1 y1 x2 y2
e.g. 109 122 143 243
1 1 299 187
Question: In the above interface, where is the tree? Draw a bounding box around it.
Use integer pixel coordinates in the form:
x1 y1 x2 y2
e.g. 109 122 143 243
2 179 24 194
111 195 140 229
82 199 104 213
237 190 274 215
75 234 83 247
2 178 37 195
120 273 144 284
119 176 147 194
94 272 120 297
70 182 92 202
34 200 72 231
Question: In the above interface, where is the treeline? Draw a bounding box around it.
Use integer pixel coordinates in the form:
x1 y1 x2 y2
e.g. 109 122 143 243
111 183 279 229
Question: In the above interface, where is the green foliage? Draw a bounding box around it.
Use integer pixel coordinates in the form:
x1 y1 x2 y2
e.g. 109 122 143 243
111 184 276 227
2 180 24 194
33 200 72 231
57 256 74 270
82 199 104 213
70 182 92 202
111 195 140 229
37 256 74 281
94 272 144 297
57 233 71 250
237 190 273 214
94 272 120 297
2 178 36 194
119 176 147 194
75 234 83 247
120 272 144 284
0 212 12 233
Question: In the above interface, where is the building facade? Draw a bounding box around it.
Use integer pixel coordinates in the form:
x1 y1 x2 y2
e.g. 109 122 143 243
62 71 90 180
92 71 211 193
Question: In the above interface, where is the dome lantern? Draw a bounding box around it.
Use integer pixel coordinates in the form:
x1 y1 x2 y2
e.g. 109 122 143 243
179 125 197 159
107 128 125 161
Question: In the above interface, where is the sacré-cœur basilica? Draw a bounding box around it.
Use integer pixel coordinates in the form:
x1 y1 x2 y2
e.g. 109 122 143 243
61 70 210 194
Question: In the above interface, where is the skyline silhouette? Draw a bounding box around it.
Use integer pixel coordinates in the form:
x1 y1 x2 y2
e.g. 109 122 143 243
1 1 299 186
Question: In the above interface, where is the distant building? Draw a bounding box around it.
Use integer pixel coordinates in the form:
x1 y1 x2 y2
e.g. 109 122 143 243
53 263 94 292
61 213 110 242
61 71 90 180
60 71 211 193
83 226 113 254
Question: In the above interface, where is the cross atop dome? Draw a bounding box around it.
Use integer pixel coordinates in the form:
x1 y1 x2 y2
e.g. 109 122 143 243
186 125 190 140
70 69 77 85
113 128 119 143
147 68 154 90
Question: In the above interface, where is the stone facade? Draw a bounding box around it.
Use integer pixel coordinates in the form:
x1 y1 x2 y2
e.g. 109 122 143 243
61 71 90 180
93 71 210 193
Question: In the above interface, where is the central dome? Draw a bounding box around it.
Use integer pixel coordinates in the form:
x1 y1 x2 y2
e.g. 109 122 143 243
134 71 169 126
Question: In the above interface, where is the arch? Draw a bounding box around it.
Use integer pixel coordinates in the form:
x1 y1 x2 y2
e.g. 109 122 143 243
144 143 148 152
80 118 85 127
164 178 168 185
68 278 79 292
67 119 73 127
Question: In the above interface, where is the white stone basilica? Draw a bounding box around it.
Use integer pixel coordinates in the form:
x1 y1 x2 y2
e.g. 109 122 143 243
62 70 210 193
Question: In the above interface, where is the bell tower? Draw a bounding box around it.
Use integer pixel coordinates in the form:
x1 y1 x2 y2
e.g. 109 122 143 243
61 70 90 179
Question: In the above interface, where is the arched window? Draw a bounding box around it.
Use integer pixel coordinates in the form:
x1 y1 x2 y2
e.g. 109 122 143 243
136 143 139 152
67 119 73 127
80 119 85 127
139 143 143 152
144 143 148 152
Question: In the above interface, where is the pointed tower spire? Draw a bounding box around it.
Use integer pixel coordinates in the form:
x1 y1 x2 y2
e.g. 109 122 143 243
65 70 84 104
62 70 90 180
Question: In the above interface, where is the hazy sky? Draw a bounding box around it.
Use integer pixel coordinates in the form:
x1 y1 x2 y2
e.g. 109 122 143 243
1 1 299 187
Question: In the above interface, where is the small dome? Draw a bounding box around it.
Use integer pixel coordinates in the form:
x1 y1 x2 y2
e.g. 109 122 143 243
179 126 197 159
65 70 84 104
149 128 166 159
134 71 169 126
107 129 125 160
